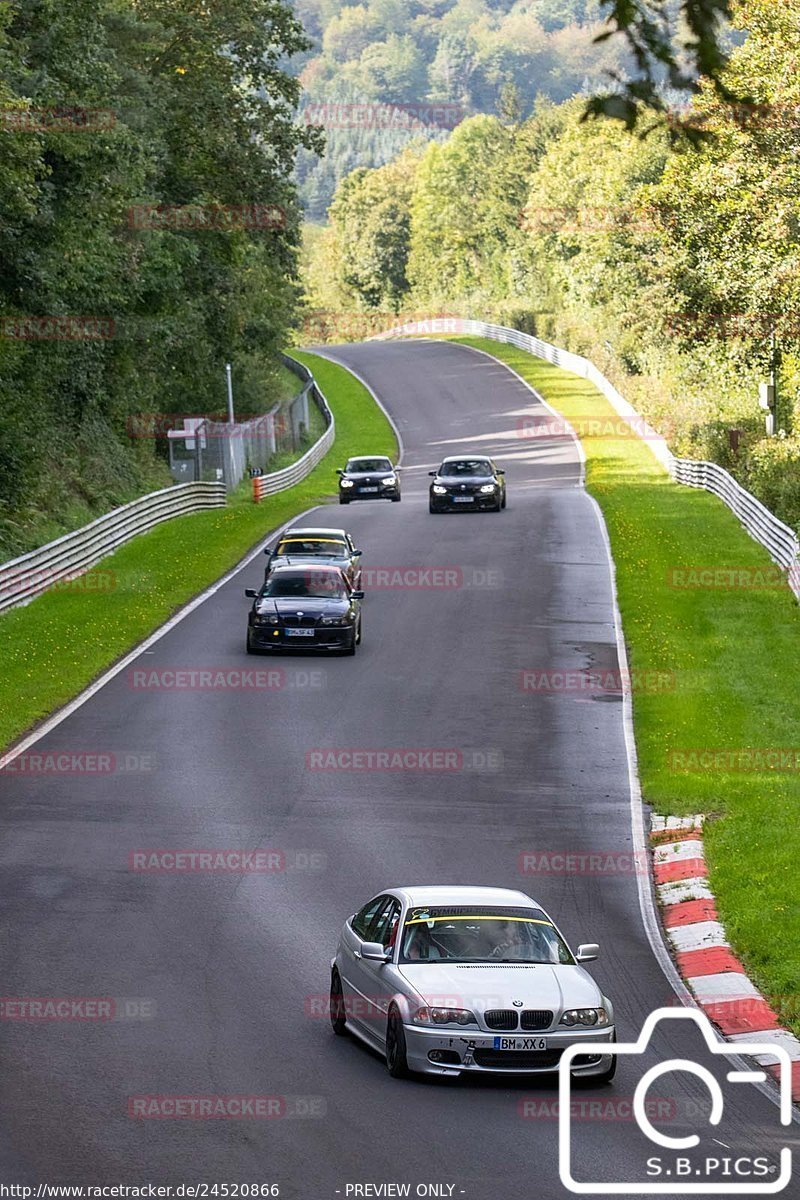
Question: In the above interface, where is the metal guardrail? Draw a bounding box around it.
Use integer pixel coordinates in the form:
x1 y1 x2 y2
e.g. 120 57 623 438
0 482 226 614
371 317 800 599
252 357 335 502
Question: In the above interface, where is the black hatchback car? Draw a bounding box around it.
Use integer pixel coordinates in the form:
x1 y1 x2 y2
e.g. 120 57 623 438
337 456 400 504
245 564 363 656
429 456 506 513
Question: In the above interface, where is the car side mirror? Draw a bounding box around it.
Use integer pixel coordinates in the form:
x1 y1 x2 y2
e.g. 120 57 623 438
351 590 365 600
360 941 390 962
353 548 363 557
428 470 437 477
336 468 344 475
576 943 599 963
263 547 272 556
244 588 258 599
497 468 506 475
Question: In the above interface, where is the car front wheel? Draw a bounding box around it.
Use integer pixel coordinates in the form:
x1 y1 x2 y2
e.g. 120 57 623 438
330 970 347 1036
385 1006 410 1078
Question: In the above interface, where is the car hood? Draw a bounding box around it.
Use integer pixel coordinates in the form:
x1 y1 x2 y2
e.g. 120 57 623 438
257 596 349 616
397 962 601 1012
345 471 394 480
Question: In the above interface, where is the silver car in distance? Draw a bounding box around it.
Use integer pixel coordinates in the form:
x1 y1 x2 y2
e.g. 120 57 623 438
329 885 616 1081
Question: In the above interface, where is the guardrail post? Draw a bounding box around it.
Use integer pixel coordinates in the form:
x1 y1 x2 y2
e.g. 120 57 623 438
252 476 261 504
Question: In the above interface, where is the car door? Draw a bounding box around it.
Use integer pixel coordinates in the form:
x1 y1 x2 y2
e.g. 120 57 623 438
341 894 400 1039
339 894 386 1026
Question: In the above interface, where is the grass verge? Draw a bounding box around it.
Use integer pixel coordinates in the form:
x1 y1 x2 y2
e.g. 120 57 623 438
0 351 397 752
456 335 800 1031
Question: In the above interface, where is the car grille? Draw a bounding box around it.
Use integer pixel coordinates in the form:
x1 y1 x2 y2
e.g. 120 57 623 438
474 1049 563 1070
281 615 318 627
520 1010 553 1031
484 1010 518 1030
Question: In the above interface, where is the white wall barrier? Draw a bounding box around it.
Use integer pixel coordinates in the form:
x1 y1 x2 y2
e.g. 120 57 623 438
370 317 800 599
0 482 226 614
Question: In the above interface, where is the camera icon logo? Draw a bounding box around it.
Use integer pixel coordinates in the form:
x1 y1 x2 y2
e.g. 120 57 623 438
558 1008 793 1194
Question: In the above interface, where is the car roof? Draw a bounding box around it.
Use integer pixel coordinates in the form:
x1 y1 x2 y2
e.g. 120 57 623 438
281 527 348 539
440 456 492 464
389 885 540 909
347 455 392 463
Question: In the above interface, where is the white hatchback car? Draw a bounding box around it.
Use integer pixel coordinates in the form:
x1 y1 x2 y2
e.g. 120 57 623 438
330 885 616 1080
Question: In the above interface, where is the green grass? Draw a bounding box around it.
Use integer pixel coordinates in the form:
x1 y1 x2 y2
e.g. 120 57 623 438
0 351 397 752
456 336 800 1027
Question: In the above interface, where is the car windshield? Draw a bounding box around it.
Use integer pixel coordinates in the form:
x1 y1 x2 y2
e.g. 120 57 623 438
261 573 346 599
399 906 573 965
346 458 392 473
440 460 492 476
275 538 346 557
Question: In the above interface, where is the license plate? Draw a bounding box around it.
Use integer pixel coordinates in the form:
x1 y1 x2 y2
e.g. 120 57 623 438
360 486 379 493
453 496 474 503
493 1036 548 1051
286 628 315 637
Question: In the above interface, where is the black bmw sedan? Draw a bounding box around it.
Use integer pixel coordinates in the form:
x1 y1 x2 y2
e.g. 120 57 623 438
245 564 363 656
337 456 401 503
429 456 506 513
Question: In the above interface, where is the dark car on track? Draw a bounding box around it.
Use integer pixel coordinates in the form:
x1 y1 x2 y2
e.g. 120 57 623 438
429 456 506 513
264 527 363 589
245 564 363 656
337 456 401 504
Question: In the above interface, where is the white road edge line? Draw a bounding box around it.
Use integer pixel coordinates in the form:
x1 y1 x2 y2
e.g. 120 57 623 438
446 338 793 1117
301 346 407 467
1 348 399 768
0 505 326 767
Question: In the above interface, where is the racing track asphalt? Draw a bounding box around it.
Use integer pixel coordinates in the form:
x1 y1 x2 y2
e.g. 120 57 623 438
0 339 794 1198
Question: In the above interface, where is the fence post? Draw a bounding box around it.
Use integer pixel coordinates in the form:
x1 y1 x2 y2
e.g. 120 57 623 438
252 476 261 504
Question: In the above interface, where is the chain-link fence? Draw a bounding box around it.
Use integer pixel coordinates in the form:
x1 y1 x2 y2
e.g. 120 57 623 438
168 363 314 491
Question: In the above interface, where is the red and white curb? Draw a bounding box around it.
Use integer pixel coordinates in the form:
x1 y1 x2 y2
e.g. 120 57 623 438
651 814 800 1103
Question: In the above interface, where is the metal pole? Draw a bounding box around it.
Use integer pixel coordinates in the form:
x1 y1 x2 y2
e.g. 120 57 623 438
225 362 235 426
770 332 779 434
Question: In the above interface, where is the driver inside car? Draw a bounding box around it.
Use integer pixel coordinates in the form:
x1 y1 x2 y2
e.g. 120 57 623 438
403 922 443 961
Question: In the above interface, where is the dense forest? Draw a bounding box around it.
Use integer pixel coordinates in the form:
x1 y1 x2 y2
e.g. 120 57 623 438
0 0 317 557
304 0 800 531
291 0 633 217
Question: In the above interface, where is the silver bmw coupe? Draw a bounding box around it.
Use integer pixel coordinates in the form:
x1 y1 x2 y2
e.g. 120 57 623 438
329 885 616 1081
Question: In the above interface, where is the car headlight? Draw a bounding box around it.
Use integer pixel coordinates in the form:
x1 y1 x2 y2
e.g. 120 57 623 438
320 614 347 626
432 485 447 495
382 475 397 486
412 1006 476 1026
479 483 496 493
340 479 354 488
254 614 279 626
559 1007 608 1027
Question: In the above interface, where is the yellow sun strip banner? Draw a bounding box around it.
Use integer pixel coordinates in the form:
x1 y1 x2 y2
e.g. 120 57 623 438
404 915 553 926
277 539 345 547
